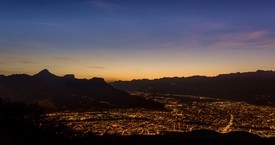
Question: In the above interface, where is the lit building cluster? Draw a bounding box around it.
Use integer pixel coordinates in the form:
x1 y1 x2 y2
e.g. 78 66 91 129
41 93 275 138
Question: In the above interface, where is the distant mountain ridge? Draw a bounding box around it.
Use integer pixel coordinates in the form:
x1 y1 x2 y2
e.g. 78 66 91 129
111 70 275 106
0 69 163 111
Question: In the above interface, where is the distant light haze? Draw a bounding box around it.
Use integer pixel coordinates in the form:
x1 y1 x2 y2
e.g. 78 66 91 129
1 0 275 81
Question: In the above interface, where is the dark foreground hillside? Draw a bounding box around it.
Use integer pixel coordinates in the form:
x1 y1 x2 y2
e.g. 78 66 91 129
1 99 275 145
0 69 163 111
112 70 275 106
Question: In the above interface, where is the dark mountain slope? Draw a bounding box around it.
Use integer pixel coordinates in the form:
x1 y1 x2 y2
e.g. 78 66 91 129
0 75 4 80
0 74 51 102
0 70 163 111
111 70 275 106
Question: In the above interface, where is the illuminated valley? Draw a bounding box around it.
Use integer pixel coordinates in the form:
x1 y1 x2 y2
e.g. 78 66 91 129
41 93 275 138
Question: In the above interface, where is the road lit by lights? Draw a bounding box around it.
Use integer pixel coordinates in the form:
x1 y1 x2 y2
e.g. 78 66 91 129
41 93 275 138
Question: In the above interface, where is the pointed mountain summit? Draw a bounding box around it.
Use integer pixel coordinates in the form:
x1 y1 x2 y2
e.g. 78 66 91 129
0 69 164 111
33 69 59 80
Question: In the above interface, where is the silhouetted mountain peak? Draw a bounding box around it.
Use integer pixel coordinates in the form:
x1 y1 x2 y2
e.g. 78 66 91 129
90 77 107 84
63 74 75 80
41 69 50 73
34 69 59 80
0 70 164 111
37 69 52 75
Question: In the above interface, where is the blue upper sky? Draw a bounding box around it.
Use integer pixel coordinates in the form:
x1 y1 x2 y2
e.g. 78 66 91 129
1 0 275 81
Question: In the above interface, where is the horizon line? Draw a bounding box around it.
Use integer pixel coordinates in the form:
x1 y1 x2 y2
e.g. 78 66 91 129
1 69 274 83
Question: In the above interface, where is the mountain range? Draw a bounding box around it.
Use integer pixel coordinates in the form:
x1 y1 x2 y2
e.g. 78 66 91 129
0 69 163 111
111 70 275 106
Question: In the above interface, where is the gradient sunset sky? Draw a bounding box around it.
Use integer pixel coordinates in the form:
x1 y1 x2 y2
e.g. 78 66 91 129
1 0 275 81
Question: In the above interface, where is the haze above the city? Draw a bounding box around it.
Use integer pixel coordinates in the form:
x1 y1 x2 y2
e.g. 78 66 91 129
1 0 275 81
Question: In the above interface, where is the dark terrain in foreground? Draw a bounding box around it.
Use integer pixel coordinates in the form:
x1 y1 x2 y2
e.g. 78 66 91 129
1 99 275 145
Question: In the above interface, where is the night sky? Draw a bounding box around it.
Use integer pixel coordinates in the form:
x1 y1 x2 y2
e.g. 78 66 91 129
1 0 275 81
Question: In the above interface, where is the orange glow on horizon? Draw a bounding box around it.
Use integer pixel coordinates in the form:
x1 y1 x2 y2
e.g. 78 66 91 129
1 67 274 83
